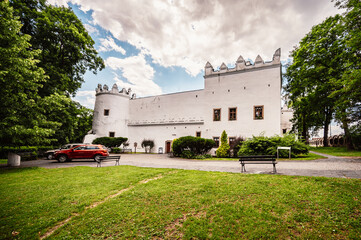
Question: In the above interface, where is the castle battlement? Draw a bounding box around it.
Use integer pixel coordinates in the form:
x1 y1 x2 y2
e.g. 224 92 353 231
95 83 136 99
204 48 281 76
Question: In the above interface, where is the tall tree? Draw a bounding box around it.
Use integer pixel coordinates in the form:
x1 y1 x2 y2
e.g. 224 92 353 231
285 15 346 146
10 0 105 97
0 1 56 146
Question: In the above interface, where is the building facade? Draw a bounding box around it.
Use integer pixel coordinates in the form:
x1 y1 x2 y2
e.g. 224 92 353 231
84 49 293 153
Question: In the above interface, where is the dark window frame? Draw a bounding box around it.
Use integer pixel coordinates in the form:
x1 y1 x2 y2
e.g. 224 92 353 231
196 131 201 137
104 109 110 116
254 105 264 120
213 137 220 148
229 107 237 121
109 132 115 137
213 108 221 121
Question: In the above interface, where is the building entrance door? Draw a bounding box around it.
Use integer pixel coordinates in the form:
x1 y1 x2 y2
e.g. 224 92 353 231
165 141 172 153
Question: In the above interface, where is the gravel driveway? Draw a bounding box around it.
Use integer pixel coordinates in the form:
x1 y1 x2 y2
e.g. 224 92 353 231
3 152 361 179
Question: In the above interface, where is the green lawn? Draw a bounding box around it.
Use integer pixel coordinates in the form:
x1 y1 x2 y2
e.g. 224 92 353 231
310 146 361 157
1 166 360 239
0 159 7 164
195 152 325 161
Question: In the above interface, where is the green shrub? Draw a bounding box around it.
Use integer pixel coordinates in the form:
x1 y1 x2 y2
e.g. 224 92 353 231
229 137 245 157
238 134 309 157
92 137 128 148
216 130 230 157
141 139 155 153
111 147 121 154
350 125 361 150
172 136 214 158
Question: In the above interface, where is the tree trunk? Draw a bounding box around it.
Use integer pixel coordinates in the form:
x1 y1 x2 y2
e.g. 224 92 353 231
341 115 354 150
323 109 332 147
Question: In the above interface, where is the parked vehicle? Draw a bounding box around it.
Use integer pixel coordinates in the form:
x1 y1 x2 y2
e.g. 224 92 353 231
44 143 86 160
54 144 109 163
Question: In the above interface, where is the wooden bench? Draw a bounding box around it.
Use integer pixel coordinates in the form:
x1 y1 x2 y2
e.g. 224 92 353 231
96 156 120 167
239 155 277 173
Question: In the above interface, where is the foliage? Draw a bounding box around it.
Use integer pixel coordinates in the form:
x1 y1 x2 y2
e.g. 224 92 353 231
111 147 121 154
40 93 93 145
216 130 230 157
285 0 361 149
141 139 155 153
172 136 214 158
92 137 128 148
229 137 245 157
0 146 54 160
9 0 105 97
1 167 361 239
350 125 361 150
0 1 57 147
238 134 309 158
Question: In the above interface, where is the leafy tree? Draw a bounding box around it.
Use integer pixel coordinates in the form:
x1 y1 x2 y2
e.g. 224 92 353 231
172 136 214 158
141 139 155 153
285 15 346 146
10 0 105 97
0 1 56 146
40 93 93 144
216 130 230 157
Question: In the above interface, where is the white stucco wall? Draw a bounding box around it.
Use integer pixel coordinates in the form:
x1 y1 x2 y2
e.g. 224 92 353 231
85 49 291 153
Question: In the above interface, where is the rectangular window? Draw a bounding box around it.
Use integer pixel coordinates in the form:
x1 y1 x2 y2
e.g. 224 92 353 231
213 137 220 148
254 105 264 120
213 108 221 121
283 129 287 134
109 132 115 137
196 131 201 137
229 137 236 145
229 107 237 121
104 109 110 116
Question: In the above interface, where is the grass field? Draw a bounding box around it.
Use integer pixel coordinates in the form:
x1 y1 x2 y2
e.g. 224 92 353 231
1 166 360 239
0 159 7 164
196 152 325 161
310 146 361 157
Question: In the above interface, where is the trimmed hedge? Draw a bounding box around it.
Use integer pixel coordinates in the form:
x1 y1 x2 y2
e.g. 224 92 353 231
238 134 309 158
92 137 128 148
0 146 54 161
172 136 215 158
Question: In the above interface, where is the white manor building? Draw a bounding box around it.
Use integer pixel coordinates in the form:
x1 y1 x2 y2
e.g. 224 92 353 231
84 49 293 153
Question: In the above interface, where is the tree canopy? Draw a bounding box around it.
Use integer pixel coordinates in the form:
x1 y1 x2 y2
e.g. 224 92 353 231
285 0 361 149
0 0 103 147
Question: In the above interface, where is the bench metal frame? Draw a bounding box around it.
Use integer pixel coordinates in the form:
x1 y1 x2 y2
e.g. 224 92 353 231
96 156 121 167
239 155 277 173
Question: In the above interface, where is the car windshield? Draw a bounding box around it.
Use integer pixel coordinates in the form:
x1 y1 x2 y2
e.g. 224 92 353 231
61 144 72 149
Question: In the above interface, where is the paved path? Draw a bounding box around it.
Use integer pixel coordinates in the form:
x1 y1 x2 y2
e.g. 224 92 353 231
2 153 361 179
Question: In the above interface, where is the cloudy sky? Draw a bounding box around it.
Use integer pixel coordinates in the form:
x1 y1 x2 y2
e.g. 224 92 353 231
49 0 342 109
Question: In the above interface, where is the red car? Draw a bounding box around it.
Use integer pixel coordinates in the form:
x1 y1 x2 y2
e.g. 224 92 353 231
54 144 109 163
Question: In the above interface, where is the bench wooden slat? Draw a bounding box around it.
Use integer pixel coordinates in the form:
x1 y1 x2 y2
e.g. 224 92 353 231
97 156 121 167
239 155 277 173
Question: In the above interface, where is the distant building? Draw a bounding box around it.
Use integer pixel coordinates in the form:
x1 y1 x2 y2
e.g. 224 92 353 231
84 49 293 153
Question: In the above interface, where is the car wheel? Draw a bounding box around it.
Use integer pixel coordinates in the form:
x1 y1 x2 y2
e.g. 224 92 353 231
57 154 68 163
46 153 54 160
94 154 101 162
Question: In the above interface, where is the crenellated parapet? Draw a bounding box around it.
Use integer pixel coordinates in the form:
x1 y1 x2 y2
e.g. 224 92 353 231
95 83 136 99
205 48 281 77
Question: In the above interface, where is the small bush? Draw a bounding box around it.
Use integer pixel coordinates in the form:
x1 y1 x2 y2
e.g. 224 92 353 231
111 147 121 154
350 125 361 150
216 130 230 158
238 134 309 157
92 137 128 148
141 139 155 153
229 137 245 157
172 136 214 157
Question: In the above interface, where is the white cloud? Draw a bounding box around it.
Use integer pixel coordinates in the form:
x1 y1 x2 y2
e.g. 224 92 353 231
52 0 342 76
83 23 99 35
105 54 162 97
98 36 126 54
72 91 96 109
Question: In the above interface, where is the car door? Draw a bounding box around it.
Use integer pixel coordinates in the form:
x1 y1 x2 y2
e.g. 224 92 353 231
71 146 87 159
